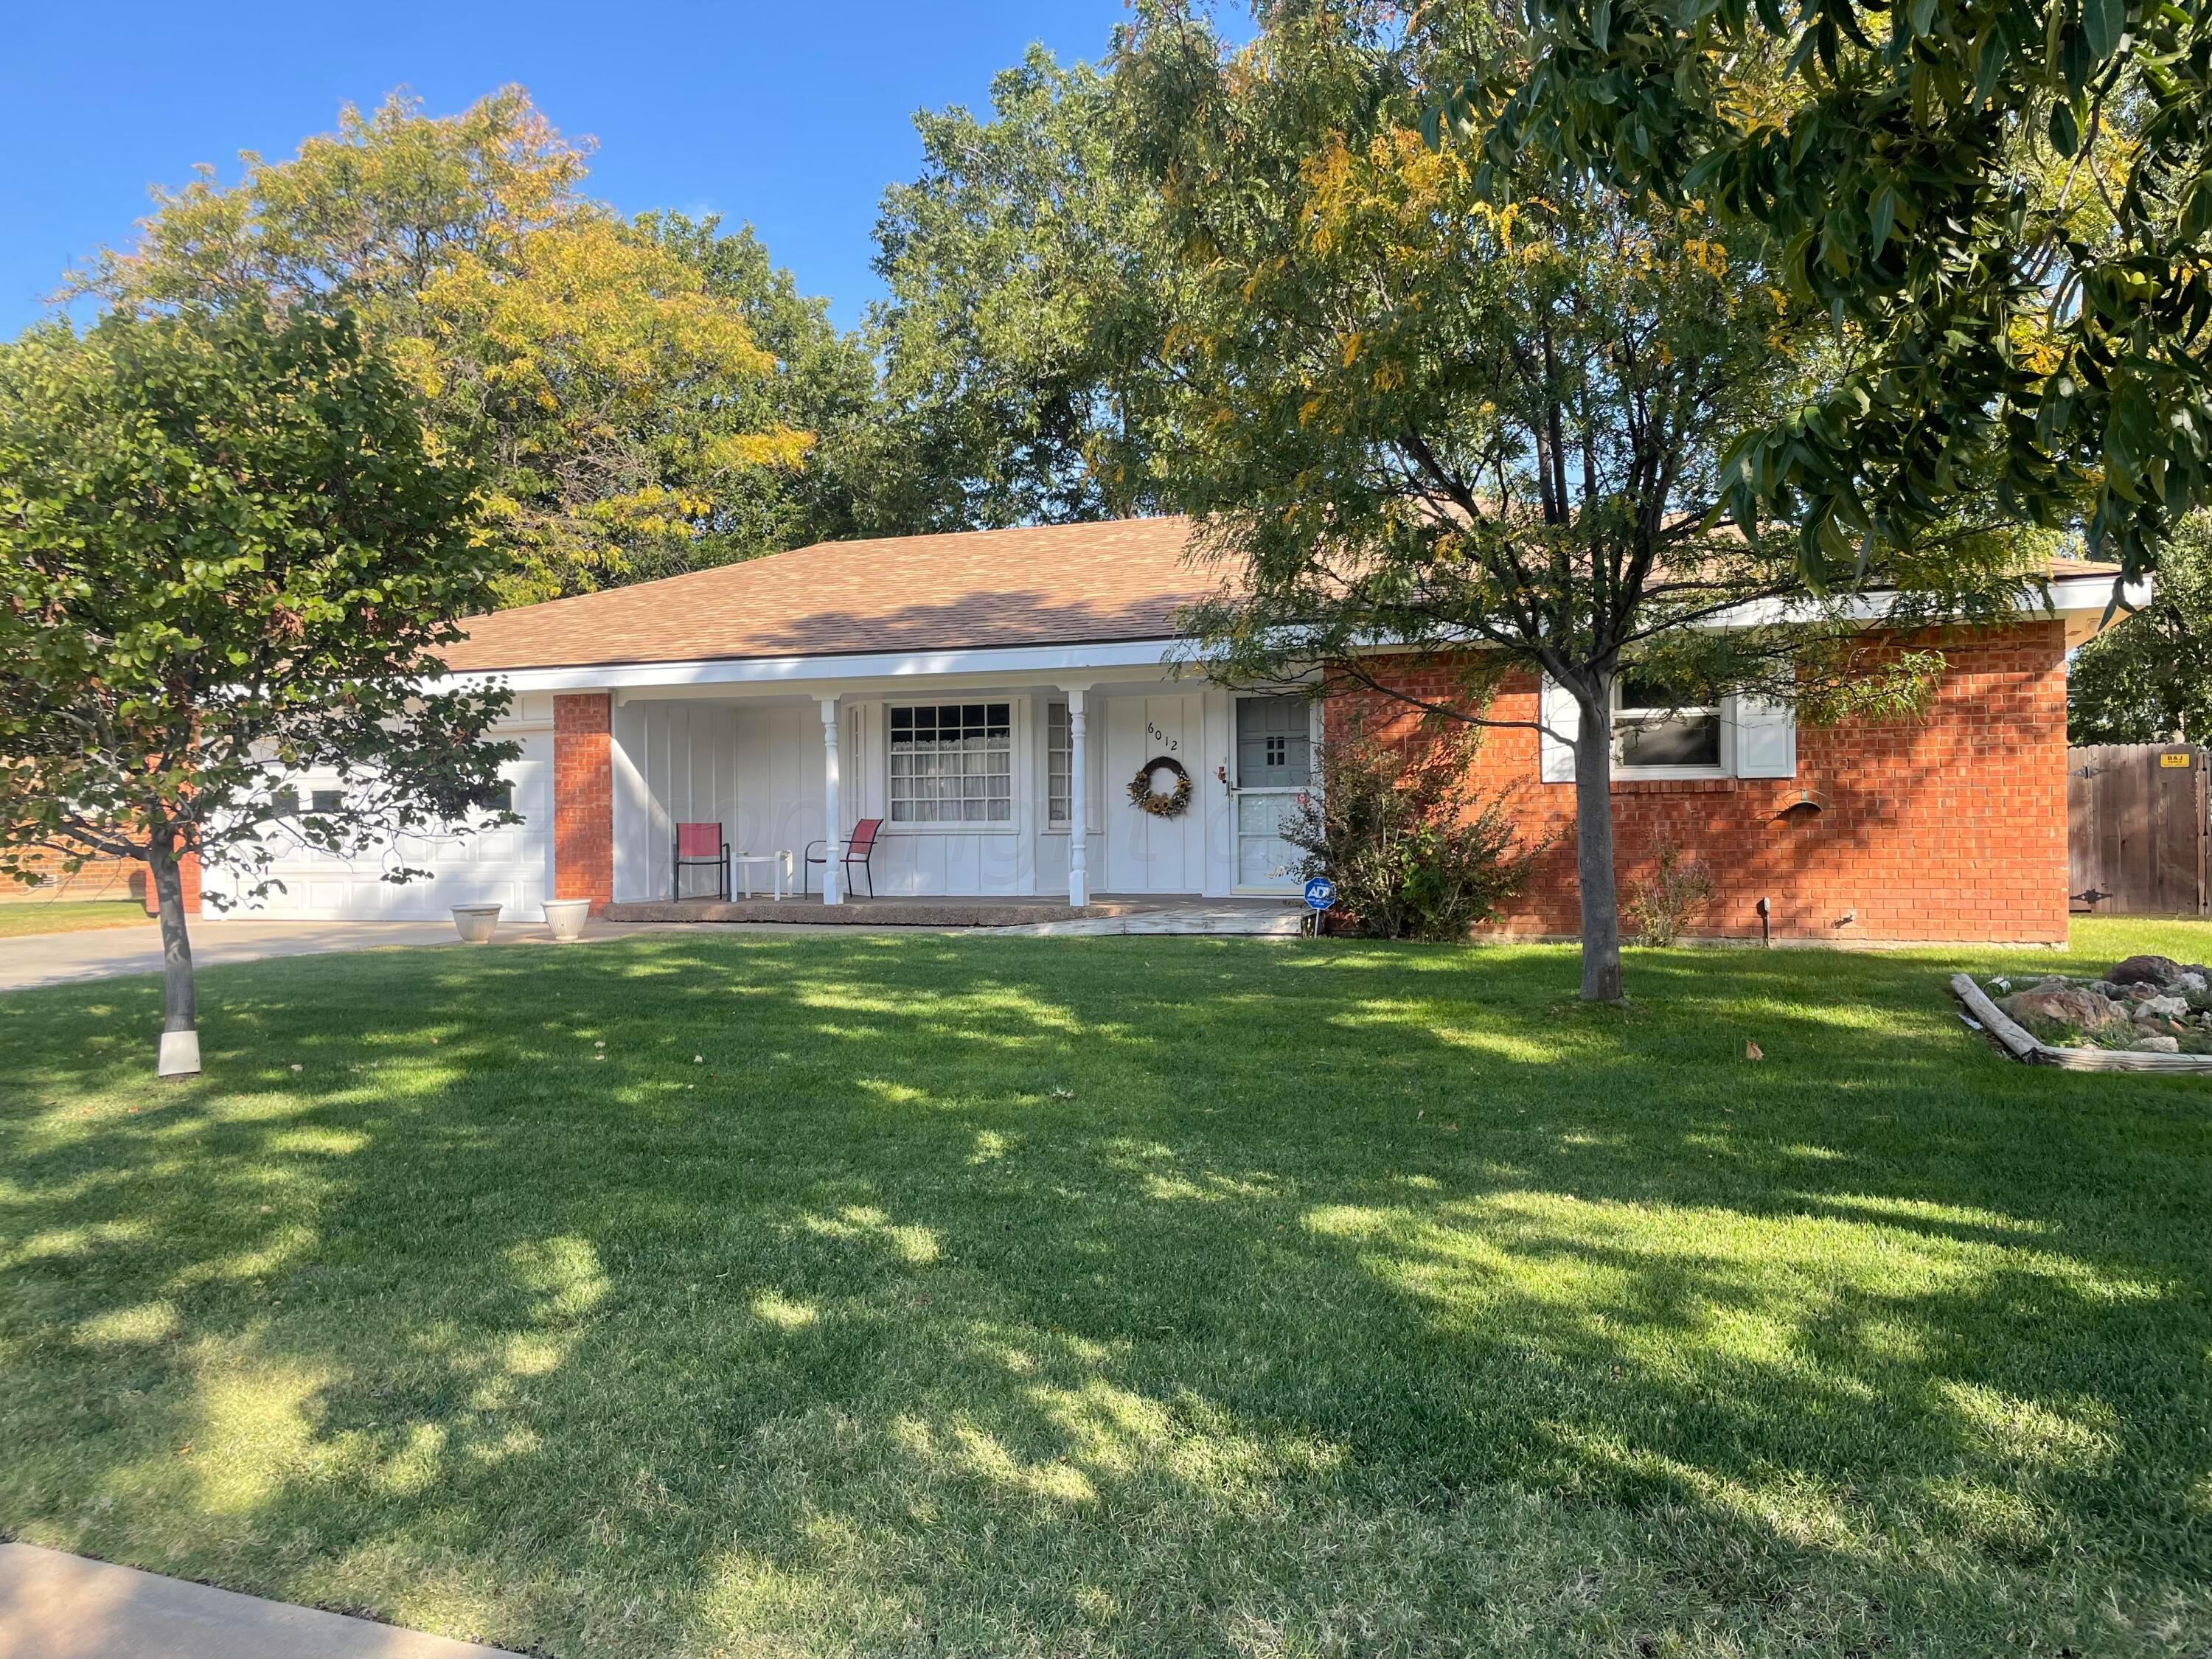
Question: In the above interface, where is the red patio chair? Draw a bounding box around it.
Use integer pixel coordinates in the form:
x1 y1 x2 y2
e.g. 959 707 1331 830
673 821 728 901
805 818 881 898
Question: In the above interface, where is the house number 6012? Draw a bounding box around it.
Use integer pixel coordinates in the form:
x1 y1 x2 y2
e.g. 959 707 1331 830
1146 720 1179 752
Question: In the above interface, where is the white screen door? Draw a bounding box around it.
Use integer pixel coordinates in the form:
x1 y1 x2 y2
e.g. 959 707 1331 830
1233 695 1312 891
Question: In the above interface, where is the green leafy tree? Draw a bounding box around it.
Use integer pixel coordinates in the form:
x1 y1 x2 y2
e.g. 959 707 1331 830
1431 0 2212 582
636 212 883 551
73 88 826 602
0 305 515 1075
1118 0 2029 999
861 46 1175 531
2070 515 2212 740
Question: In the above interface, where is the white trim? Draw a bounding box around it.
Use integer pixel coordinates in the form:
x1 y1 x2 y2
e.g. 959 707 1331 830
445 636 1192 695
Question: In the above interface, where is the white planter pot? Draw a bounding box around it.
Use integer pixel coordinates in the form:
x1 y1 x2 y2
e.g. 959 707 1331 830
541 899 591 942
451 904 502 944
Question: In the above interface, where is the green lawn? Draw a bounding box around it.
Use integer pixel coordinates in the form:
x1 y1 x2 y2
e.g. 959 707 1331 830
1 920 2208 1658
0 898 150 938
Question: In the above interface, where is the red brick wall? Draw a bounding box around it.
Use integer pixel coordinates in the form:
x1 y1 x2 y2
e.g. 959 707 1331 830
1326 621 2070 945
554 692 614 915
1 844 146 906
142 851 201 918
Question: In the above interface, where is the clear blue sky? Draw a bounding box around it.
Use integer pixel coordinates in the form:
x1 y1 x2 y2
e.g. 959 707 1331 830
0 0 1154 339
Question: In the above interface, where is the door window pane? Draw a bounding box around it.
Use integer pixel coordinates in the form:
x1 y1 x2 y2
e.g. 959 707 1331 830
1236 697 1311 787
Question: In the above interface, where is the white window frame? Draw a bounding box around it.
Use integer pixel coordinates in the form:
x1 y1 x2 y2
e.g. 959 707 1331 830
1611 678 1731 780
1043 699 1073 830
886 700 1015 830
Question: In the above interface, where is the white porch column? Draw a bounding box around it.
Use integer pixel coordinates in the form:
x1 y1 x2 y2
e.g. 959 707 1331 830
1063 685 1091 908
818 695 843 906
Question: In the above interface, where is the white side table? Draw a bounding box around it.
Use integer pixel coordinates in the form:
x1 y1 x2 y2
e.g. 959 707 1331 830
728 851 788 900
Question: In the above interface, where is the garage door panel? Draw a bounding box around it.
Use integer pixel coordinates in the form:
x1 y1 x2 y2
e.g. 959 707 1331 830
204 736 553 921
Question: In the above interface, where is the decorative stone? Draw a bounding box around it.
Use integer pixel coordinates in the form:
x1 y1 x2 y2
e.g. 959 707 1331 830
2135 993 2190 1020
2086 980 2127 999
2135 1034 2183 1054
2110 954 2184 987
2180 973 2208 995
2003 985 2127 1031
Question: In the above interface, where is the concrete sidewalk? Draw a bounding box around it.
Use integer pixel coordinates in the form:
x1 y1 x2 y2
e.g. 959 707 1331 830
0 1541 520 1658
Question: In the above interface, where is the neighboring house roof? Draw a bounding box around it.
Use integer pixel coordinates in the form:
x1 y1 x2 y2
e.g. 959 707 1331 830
442 517 1219 672
439 515 2137 675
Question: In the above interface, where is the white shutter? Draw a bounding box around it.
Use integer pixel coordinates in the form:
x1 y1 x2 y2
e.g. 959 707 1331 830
1732 695 1797 778
1539 675 1579 784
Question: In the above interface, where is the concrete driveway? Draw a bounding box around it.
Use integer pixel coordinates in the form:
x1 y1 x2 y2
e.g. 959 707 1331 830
0 1541 518 1658
0 916 625 994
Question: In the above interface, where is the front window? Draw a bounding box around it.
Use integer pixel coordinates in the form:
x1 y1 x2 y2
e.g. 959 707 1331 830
889 703 1012 824
1615 674 1722 770
1046 702 1071 826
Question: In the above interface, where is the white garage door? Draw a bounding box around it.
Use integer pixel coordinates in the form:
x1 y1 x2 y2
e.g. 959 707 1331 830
207 736 554 922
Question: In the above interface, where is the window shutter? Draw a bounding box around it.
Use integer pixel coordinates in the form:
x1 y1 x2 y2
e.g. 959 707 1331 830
1732 696 1796 778
1539 675 1579 784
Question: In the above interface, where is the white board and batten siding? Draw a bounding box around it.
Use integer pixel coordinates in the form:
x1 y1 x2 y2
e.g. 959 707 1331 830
1538 677 1796 783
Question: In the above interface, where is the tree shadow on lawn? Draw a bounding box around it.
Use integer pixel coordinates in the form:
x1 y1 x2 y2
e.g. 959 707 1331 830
1 935 2208 1657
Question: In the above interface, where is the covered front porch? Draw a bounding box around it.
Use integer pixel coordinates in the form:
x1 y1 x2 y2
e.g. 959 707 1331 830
599 891 1308 932
593 660 1318 909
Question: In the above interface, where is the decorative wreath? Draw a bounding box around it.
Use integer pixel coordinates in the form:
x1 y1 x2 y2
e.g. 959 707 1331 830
1127 755 1194 819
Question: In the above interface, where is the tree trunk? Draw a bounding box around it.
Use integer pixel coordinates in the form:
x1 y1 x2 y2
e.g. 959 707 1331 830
147 834 200 1077
1571 682 1624 1003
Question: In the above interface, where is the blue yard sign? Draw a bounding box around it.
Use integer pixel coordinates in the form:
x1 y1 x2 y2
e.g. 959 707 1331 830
1303 876 1337 911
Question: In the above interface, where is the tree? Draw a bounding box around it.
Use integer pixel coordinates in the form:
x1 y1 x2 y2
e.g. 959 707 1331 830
74 88 826 602
860 46 1175 532
1116 0 2026 999
1431 0 2212 585
637 213 882 550
2070 514 2212 740
0 305 515 1076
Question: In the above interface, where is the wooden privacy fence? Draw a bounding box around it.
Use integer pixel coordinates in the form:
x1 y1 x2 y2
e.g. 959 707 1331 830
2068 743 2210 915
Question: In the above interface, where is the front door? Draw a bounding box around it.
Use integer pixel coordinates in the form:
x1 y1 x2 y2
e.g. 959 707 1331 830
1233 695 1312 891
1102 693 1204 892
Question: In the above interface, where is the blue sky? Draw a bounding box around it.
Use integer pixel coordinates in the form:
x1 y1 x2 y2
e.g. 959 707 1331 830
0 0 1154 339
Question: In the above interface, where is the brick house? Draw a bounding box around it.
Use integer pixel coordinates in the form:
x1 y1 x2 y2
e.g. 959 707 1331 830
199 517 2125 945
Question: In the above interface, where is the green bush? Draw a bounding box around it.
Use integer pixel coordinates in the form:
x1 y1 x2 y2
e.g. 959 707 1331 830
1281 715 1537 942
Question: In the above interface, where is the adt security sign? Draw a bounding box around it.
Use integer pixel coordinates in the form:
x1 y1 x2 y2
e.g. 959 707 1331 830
1303 877 1337 911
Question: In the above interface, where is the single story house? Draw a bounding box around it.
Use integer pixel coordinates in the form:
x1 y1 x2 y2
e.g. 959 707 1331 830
197 516 2130 944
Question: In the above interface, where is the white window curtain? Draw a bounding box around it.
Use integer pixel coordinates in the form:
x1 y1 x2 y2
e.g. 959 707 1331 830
888 703 1012 824
1045 701 1071 826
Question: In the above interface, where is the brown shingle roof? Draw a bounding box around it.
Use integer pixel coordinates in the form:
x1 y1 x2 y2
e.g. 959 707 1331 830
442 517 1216 672
440 518 2125 675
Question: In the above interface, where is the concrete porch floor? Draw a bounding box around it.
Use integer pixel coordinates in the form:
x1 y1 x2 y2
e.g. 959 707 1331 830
602 892 1307 934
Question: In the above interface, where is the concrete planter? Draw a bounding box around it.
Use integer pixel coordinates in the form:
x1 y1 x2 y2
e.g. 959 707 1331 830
450 904 502 944
541 899 591 942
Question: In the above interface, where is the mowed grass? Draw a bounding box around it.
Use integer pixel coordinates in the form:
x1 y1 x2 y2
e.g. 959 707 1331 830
1 919 2208 1658
0 899 151 938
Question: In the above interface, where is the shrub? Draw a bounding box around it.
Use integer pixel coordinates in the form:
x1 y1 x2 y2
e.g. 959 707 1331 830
1280 715 1536 942
1627 841 1716 946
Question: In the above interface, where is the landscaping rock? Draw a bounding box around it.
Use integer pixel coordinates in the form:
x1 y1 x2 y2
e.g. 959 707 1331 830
2110 954 2184 987
2134 1034 2183 1054
2003 984 2127 1031
2134 994 2190 1021
2086 980 2127 999
2180 972 2208 995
